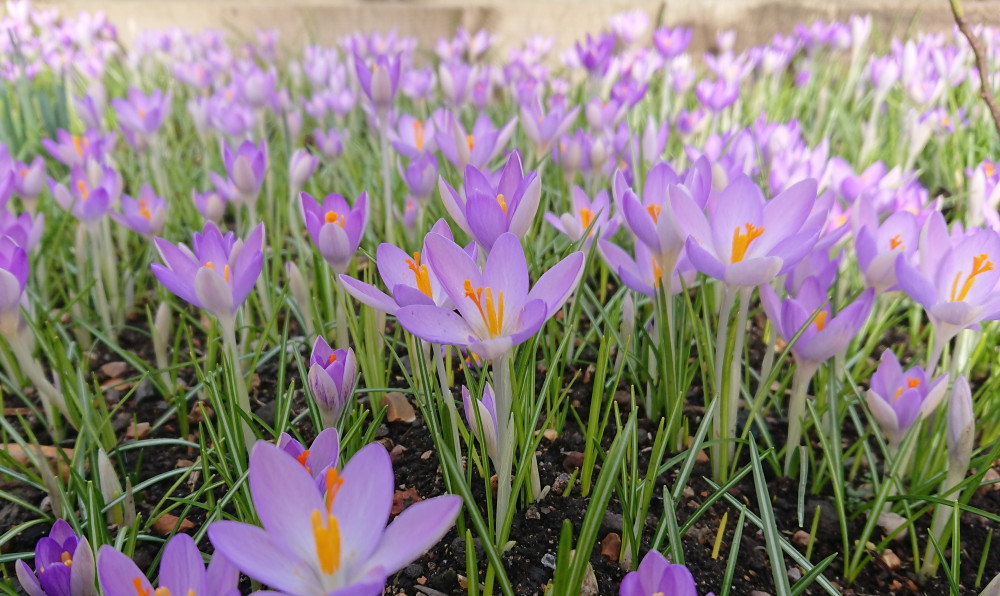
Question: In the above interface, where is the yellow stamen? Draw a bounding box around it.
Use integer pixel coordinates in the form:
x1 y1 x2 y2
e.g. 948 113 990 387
139 108 146 120
139 198 152 221
311 509 342 576
579 207 593 235
941 115 950 127
651 257 663 288
986 163 995 178
61 552 72 567
324 467 344 513
133 578 150 596
72 135 85 157
950 253 994 302
154 588 170 596
463 280 504 338
889 234 903 250
813 310 828 332
413 120 425 152
466 134 475 151
324 211 346 228
731 223 765 263
406 252 433 298
646 204 661 223
496 194 507 215
203 262 231 283
77 180 89 201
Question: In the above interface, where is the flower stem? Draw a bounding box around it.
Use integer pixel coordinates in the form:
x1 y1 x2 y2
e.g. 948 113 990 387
380 115 396 248
493 351 514 544
711 285 737 481
784 362 819 475
433 343 463 470
219 316 255 450
8 336 71 429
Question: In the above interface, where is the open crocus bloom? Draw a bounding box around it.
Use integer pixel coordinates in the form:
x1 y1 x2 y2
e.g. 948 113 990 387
895 211 1000 342
396 232 584 360
618 549 707 596
544 186 617 246
98 533 238 596
151 221 265 322
208 440 461 596
855 210 919 294
339 219 472 315
677 174 821 288
16 520 97 596
278 427 341 488
435 111 517 172
301 191 369 274
866 349 947 449
438 151 540 252
759 276 874 372
111 183 166 236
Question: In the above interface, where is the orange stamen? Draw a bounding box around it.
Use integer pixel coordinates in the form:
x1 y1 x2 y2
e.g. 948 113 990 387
61 552 72 567
813 310 828 332
324 211 346 228
406 252 433 297
646 204 661 223
413 120 425 152
466 134 475 151
651 257 663 288
496 193 507 215
138 198 152 221
731 223 765 263
579 207 593 235
324 468 344 512
296 449 311 468
950 253 994 302
328 352 338 365
463 280 504 338
77 180 89 201
889 234 903 250
133 578 150 596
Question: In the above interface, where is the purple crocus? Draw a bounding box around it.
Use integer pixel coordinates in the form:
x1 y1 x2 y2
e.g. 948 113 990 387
110 87 172 147
520 97 580 156
599 240 694 297
290 148 319 194
462 384 499 464
278 427 341 484
396 232 584 360
353 51 401 116
41 129 112 167
575 32 616 77
16 520 97 596
0 237 28 336
339 219 471 314
438 151 540 252
0 210 44 252
400 152 439 203
222 139 267 205
208 440 461 595
619 549 707 596
653 25 693 59
390 114 437 159
677 174 821 288
192 188 228 223
110 184 166 236
545 186 617 246
435 112 517 172
695 78 740 112
855 210 919 294
307 336 358 427
301 191 369 274
98 534 238 596
151 222 265 323
314 127 344 161
866 349 947 450
48 163 114 223
13 156 46 199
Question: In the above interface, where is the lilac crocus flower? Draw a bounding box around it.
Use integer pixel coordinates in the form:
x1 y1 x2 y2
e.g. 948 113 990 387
110 87 172 147
307 336 358 427
0 210 44 252
575 32 616 77
222 139 267 205
866 349 947 450
151 222 265 323
339 219 471 314
16 520 97 596
353 51 401 116
677 174 821 288
0 237 28 336
435 112 517 172
599 239 694 297
462 383 499 465
301 191 369 274
391 114 437 158
314 127 344 161
545 186 617 246
895 212 1000 347
520 98 580 156
759 277 875 372
41 129 113 167
396 232 584 360
192 188 228 223
98 534 238 596
400 152 439 203
653 25 693 59
110 184 166 236
855 210 919 294
208 440 461 596
48 164 113 223
438 151 540 252
695 78 740 112
13 156 46 199
619 549 707 596
290 148 319 193
278 427 341 484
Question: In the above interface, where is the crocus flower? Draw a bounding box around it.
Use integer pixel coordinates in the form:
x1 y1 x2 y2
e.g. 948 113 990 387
619 549 707 596
98 533 238 596
110 184 166 236
866 349 947 450
110 87 172 147
695 78 740 112
895 212 1000 345
208 440 462 596
192 188 228 223
314 127 344 161
759 277 874 372
222 139 267 204
435 112 517 172
575 32 615 77
354 51 401 116
15 520 97 596
438 151 540 252
947 374 974 470
854 210 919 294
653 25 693 59
520 98 580 156
396 232 584 360
278 427 341 485
462 383 499 464
301 191 369 274
0 235 27 337
599 239 694 297
13 156 46 199
308 336 358 427
391 114 437 158
290 148 319 193
41 129 112 167
339 219 471 314
399 152 439 203
678 174 821 288
48 163 113 224
545 186 617 246
151 222 265 323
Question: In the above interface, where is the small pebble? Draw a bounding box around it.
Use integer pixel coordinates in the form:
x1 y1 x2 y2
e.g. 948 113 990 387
540 553 557 569
562 451 584 472
525 507 540 520
552 473 571 494
791 530 810 548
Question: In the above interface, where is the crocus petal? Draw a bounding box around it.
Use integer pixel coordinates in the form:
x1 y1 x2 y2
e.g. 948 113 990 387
331 443 395 569
360 495 462 578
15 561 45 596
724 257 783 287
866 390 900 438
507 175 541 238
195 266 235 318
208 522 320 596
97 546 152 596
159 534 207 596
396 305 476 346
339 275 400 315
525 251 585 316
483 233 529 308
684 237 726 279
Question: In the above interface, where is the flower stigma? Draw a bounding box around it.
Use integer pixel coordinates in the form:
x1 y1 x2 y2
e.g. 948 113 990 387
950 253 994 302
731 223 765 263
463 280 504 338
406 252 433 297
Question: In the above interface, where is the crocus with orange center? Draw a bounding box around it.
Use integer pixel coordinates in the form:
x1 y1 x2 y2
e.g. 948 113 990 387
98 533 238 596
278 428 341 491
207 440 461 596
307 336 359 428
866 349 947 450
301 191 369 274
435 111 517 171
111 184 166 236
16 520 98 596
855 210 920 294
544 186 618 247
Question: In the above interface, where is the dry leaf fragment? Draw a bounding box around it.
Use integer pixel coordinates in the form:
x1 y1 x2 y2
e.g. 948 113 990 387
151 513 194 536
383 392 416 423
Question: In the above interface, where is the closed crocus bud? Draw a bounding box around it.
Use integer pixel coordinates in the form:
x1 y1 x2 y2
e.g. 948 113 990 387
947 375 974 470
621 292 635 344
462 384 499 465
285 261 314 336
307 336 358 429
97 449 131 526
192 189 227 223
286 109 303 143
289 148 318 192
16 519 98 596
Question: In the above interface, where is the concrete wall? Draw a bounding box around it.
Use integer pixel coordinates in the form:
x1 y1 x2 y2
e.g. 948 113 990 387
20 0 1000 54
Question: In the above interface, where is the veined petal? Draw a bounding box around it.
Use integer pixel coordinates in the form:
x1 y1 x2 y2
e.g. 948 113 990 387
483 233 529 309
208 522 322 596
97 546 152 596
397 305 477 346
359 495 461 578
331 443 394 570
158 534 207 596
339 275 400 315
525 251 585 316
